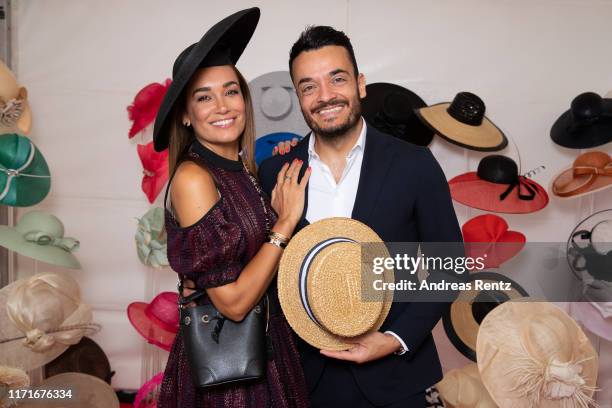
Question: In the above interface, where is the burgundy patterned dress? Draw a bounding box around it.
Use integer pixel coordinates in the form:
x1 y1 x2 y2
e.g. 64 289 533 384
158 140 309 408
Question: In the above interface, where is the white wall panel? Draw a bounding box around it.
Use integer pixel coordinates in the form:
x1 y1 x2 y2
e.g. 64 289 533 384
9 0 612 397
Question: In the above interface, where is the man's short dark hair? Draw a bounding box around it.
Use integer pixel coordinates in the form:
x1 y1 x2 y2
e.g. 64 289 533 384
289 25 359 79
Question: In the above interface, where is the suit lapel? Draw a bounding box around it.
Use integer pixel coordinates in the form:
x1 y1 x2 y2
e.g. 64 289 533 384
295 133 311 231
351 126 395 224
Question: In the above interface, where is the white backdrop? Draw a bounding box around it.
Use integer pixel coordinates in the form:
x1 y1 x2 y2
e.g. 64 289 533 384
9 0 612 398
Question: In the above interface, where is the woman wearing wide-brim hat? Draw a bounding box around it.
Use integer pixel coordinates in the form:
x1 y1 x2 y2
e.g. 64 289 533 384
153 8 310 407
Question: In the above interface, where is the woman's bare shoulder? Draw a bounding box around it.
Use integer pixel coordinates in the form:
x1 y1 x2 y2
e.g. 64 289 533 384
170 161 219 227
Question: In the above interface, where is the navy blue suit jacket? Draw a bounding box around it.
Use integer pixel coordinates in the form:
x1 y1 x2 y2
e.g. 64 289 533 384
258 124 463 405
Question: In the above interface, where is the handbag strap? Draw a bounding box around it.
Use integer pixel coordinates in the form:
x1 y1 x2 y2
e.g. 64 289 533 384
177 283 207 307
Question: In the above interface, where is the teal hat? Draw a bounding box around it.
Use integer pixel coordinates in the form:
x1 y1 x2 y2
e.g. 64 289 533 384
0 211 80 269
135 207 168 268
0 133 51 207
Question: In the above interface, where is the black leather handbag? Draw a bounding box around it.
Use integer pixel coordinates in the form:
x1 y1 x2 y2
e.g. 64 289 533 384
178 288 268 388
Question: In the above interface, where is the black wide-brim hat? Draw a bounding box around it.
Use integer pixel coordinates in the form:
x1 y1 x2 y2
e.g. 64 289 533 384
361 82 433 146
153 8 260 152
550 92 612 149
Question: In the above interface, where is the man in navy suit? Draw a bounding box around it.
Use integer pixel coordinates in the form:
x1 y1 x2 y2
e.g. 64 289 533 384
258 26 462 407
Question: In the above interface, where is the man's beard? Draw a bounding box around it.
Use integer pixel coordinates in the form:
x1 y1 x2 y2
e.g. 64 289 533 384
303 96 362 141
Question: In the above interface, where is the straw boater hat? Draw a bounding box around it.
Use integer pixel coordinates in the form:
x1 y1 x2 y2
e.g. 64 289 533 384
0 272 100 372
361 82 433 146
278 218 394 350
550 91 612 149
551 151 612 199
443 272 528 361
9 373 119 407
153 7 260 151
477 300 598 408
437 363 497 408
0 133 51 207
0 211 80 269
0 60 32 135
415 92 507 151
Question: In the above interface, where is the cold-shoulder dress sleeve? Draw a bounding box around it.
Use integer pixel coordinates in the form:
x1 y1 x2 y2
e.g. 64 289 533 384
165 201 247 289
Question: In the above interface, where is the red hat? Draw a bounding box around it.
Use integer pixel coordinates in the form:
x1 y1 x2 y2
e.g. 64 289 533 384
462 214 526 269
449 155 549 214
128 79 171 138
127 292 179 351
138 141 169 203
134 372 163 408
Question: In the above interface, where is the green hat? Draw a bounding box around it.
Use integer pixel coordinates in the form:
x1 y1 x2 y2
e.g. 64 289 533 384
135 207 168 268
0 133 51 207
0 210 80 269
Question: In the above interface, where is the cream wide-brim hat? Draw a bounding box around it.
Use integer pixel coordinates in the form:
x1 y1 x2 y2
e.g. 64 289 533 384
416 103 507 151
476 299 598 408
7 373 119 407
0 273 100 372
278 218 394 350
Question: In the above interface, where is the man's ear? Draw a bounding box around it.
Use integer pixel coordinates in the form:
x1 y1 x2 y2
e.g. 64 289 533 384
358 73 366 99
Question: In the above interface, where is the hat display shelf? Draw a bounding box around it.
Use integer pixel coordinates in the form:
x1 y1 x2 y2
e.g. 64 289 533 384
0 62 30 288
127 83 173 386
0 63 49 387
563 92 612 351
127 82 171 206
140 266 170 386
567 209 612 400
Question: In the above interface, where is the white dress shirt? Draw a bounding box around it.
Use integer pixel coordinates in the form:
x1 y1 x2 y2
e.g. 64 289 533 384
305 118 408 354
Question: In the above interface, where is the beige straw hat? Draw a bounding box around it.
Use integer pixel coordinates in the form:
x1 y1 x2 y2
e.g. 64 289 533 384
443 272 528 362
0 60 31 135
5 373 119 407
0 365 30 407
0 273 100 372
477 299 598 408
278 218 394 350
416 92 507 151
437 363 497 408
